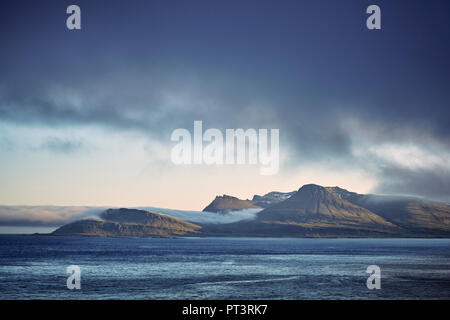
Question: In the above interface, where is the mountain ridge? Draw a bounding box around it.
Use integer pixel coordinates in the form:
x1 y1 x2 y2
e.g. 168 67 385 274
202 191 295 212
202 195 261 213
52 184 450 238
52 208 201 237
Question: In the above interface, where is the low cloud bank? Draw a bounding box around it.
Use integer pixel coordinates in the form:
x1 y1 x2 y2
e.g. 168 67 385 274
0 206 261 227
140 207 261 224
0 206 106 226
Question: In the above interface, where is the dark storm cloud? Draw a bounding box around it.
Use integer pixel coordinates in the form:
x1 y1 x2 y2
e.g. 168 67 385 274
0 0 449 200
376 166 450 203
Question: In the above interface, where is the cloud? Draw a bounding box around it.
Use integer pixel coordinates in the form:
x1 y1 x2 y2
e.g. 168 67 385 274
375 166 450 203
142 207 261 224
368 144 449 171
348 122 450 202
1 0 450 204
40 137 84 154
0 206 106 226
2 75 450 203
0 206 260 227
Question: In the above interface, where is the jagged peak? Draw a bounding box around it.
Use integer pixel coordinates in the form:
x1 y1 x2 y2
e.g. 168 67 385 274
297 184 326 191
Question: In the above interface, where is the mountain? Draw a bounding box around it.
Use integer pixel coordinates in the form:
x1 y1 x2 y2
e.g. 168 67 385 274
257 184 395 228
202 195 260 213
52 208 201 237
202 191 295 212
252 191 296 208
204 184 450 237
52 185 450 238
202 184 400 237
326 187 450 235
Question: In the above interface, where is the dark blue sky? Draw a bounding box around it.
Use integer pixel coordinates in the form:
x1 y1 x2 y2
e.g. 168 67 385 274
0 0 449 205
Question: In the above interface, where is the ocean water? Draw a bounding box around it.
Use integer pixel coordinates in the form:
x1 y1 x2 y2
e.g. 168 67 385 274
0 235 449 300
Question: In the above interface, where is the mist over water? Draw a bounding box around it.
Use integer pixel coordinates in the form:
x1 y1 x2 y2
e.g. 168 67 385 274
139 207 261 224
0 206 107 228
0 226 57 234
0 206 261 233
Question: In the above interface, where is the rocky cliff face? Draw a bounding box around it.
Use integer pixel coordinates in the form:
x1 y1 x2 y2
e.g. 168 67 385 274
202 191 295 212
52 208 201 237
202 184 450 237
252 191 296 208
202 195 260 213
256 184 395 230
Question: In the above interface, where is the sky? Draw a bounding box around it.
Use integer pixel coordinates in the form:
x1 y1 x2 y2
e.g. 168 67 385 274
0 0 449 212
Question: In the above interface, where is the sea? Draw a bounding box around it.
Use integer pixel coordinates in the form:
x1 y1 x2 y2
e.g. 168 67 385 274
0 235 449 299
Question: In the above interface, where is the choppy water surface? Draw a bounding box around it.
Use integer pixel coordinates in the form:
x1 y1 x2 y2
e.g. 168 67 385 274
0 235 449 299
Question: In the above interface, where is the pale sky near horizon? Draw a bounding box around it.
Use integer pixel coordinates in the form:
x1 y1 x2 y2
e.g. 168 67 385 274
1 0 449 210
